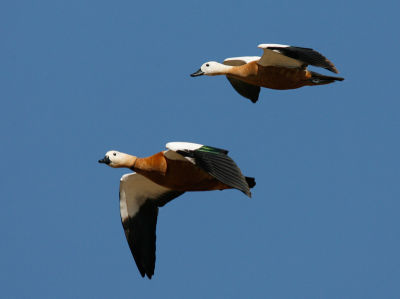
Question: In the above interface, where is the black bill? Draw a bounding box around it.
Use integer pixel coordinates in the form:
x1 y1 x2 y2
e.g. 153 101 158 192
190 69 204 77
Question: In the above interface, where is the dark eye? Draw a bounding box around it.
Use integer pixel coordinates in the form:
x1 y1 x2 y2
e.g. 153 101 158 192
206 63 209 67
113 153 116 156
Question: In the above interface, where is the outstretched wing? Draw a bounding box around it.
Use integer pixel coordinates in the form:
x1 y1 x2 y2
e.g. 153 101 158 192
226 76 260 103
119 173 184 279
257 43 339 73
165 142 252 197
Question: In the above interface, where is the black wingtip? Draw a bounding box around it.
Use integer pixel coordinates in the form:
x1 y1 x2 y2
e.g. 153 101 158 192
310 71 345 84
244 91 259 103
226 76 260 104
249 96 259 103
274 46 340 75
323 65 339 74
245 177 256 188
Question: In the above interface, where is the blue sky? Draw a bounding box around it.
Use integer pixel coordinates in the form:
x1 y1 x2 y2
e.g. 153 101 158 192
1 0 400 298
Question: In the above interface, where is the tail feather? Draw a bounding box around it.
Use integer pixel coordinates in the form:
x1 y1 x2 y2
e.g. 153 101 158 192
245 177 256 188
310 71 344 84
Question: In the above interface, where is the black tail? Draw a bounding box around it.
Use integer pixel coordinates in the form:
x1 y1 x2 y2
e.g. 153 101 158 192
245 177 256 188
310 71 344 84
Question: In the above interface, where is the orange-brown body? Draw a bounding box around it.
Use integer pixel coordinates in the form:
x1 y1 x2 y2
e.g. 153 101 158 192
133 152 230 192
229 61 325 90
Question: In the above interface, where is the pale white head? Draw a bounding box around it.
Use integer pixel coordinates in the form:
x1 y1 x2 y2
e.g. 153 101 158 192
190 61 231 77
98 150 136 168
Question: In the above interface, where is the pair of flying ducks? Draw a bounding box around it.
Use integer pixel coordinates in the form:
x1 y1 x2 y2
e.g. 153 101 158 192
99 43 344 279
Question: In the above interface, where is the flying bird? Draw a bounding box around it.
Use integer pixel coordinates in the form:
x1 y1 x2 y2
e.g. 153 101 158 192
98 142 255 279
191 43 344 103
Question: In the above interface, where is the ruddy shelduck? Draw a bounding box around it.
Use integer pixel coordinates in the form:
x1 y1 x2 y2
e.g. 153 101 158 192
98 142 255 279
191 43 344 103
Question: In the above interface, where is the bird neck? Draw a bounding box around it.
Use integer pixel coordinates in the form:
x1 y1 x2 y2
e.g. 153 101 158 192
210 63 234 76
123 155 137 169
228 62 257 77
130 152 167 174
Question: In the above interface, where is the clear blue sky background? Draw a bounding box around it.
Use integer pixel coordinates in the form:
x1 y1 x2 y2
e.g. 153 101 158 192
1 1 399 298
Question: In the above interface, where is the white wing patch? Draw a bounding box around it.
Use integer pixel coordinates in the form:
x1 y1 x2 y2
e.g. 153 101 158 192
119 173 173 222
223 56 260 66
166 142 203 152
164 142 202 164
257 44 302 68
258 43 290 48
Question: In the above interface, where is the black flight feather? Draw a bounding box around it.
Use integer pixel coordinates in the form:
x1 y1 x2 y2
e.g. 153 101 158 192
267 46 339 74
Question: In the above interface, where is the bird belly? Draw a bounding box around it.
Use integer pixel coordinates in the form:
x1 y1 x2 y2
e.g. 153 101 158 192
239 66 312 90
138 159 230 192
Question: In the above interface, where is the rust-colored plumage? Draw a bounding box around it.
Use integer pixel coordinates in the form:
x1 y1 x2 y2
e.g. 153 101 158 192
98 143 255 279
228 62 320 90
133 152 231 192
191 43 344 102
